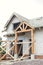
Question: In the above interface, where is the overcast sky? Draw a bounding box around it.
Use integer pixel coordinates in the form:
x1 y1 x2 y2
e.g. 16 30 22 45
0 0 43 37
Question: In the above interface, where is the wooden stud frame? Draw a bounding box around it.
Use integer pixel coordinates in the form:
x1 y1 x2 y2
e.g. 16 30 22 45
0 40 33 61
14 21 34 59
0 21 34 61
14 33 18 54
31 29 34 54
15 22 34 32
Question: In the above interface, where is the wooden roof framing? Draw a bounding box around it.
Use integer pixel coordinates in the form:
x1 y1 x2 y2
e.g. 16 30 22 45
15 21 34 33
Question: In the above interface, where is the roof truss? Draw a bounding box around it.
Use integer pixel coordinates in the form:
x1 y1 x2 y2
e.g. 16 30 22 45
15 22 34 32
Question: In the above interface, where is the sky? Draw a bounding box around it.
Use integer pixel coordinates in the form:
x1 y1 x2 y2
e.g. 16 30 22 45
0 0 43 38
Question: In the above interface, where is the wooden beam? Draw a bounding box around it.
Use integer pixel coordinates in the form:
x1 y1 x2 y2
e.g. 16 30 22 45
16 29 32 33
15 33 18 54
16 42 32 44
0 43 15 60
16 22 23 31
23 22 24 29
23 22 34 29
15 21 34 32
25 25 27 30
19 26 22 30
31 29 34 54
8 52 14 59
0 40 15 43
0 53 7 61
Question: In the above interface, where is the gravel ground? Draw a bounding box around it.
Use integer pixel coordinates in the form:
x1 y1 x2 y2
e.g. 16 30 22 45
0 60 43 65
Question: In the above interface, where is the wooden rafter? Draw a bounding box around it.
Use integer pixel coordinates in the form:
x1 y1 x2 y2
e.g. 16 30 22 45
23 22 34 29
25 25 27 30
19 26 22 30
23 22 24 29
15 21 34 33
15 22 23 31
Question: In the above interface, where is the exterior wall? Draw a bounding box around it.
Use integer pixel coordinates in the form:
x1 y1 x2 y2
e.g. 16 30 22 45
34 28 43 55
6 36 15 51
5 32 31 58
18 32 31 55
5 16 31 56
6 28 43 58
5 17 20 52
7 36 15 41
5 16 43 58
23 32 31 55
6 17 20 32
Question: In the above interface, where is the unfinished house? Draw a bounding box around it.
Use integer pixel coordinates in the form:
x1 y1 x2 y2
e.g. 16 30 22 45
1 13 43 60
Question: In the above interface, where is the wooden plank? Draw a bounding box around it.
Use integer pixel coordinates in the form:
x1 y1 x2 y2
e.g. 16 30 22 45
0 53 7 61
23 22 24 29
15 21 34 32
15 33 18 54
8 52 14 59
0 40 15 42
16 22 23 31
19 26 22 30
16 42 32 44
0 44 15 60
25 25 27 30
31 29 34 54
16 29 31 33
23 22 34 29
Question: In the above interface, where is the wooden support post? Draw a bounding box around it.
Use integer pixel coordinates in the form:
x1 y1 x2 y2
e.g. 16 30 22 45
23 22 24 29
14 33 18 59
31 29 34 54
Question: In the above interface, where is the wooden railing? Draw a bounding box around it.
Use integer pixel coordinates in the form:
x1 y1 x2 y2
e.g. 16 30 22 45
0 40 32 61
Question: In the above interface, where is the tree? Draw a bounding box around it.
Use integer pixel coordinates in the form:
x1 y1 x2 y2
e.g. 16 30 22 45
0 37 6 55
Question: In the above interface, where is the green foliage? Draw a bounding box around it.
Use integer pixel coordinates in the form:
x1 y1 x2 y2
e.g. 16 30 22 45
0 47 6 55
0 47 2 51
1 50 6 54
0 37 6 54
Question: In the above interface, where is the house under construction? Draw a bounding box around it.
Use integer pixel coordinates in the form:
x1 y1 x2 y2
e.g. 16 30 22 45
1 12 43 60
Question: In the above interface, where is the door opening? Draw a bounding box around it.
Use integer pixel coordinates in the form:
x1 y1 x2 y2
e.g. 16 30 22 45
18 44 23 57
